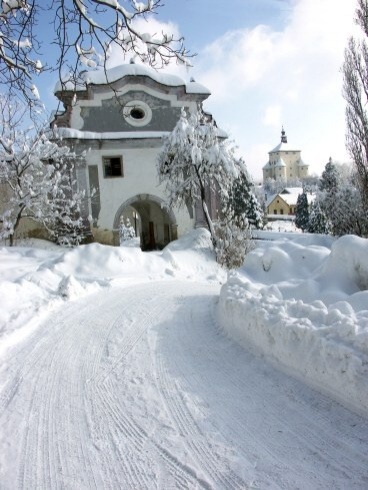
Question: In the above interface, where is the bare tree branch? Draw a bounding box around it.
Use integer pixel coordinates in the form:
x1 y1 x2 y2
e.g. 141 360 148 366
343 1 368 210
0 0 194 110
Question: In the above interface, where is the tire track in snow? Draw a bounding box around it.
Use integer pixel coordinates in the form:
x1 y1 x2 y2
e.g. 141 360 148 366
155 288 368 489
90 289 212 489
1 281 368 489
148 285 248 489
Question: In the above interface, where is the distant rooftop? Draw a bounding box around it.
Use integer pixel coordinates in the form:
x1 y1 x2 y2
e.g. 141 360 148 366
269 128 300 153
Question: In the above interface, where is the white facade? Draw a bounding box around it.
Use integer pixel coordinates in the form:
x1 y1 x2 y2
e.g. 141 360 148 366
53 64 218 248
263 129 309 183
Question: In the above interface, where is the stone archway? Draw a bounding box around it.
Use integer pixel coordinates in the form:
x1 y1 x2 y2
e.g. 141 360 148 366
113 194 177 250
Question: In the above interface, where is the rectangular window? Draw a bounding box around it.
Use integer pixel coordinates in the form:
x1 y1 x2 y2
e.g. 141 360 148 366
274 209 277 214
280 209 284 215
103 156 123 178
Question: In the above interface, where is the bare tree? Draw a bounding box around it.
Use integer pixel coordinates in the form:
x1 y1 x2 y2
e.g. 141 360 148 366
0 1 193 108
342 0 368 210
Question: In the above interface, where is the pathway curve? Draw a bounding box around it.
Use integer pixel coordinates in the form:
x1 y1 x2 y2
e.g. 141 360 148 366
0 281 367 489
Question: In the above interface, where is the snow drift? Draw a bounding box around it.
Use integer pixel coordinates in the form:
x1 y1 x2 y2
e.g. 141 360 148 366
0 230 223 352
219 234 368 416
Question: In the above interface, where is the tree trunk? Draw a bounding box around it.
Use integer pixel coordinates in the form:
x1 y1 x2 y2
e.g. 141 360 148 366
194 165 216 246
10 206 25 247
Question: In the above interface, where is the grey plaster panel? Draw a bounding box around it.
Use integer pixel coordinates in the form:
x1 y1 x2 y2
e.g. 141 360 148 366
88 165 101 221
69 138 164 151
81 91 182 132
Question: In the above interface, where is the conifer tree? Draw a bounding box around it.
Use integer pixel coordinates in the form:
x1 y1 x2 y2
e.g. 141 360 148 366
295 192 310 232
307 200 330 234
319 157 339 193
226 169 264 230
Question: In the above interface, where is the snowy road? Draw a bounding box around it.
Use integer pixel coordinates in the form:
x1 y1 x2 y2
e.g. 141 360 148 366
1 280 368 489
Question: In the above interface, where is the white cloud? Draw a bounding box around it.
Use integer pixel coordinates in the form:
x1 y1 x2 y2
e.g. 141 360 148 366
263 105 282 127
100 1 360 182
193 0 359 180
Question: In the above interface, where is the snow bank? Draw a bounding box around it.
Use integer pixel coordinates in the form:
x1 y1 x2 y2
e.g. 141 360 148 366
219 235 368 416
0 229 223 354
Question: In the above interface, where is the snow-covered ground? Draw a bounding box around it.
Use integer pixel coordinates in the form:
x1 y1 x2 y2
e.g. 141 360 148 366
219 232 368 417
0 232 224 357
1 229 368 488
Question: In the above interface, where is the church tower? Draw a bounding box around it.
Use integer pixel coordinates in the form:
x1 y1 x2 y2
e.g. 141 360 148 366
262 128 309 183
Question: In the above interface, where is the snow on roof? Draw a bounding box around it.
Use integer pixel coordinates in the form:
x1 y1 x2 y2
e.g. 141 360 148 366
281 187 303 194
56 126 228 140
54 64 211 95
56 128 170 140
277 193 301 206
269 141 301 153
263 156 286 169
266 189 315 207
265 193 278 207
275 157 286 168
298 158 309 166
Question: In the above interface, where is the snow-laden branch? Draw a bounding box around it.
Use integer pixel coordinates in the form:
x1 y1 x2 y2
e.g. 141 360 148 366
0 0 194 109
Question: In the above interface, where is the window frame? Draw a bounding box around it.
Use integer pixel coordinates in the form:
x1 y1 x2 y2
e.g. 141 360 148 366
103 156 123 178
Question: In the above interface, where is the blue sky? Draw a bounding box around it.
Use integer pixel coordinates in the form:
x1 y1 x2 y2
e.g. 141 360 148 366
38 0 358 182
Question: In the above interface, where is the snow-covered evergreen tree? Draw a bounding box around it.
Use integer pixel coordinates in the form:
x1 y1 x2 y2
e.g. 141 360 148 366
0 96 85 246
295 192 310 232
319 157 339 193
326 183 368 237
226 169 264 230
119 218 136 245
307 199 330 234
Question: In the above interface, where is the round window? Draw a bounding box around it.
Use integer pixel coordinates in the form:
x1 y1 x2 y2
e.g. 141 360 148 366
130 108 145 120
123 100 152 127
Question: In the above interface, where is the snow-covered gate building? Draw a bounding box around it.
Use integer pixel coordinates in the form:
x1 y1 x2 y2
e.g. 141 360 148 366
53 64 221 249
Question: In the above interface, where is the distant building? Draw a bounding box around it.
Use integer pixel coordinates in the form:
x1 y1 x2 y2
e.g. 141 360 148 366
262 128 309 183
266 187 315 217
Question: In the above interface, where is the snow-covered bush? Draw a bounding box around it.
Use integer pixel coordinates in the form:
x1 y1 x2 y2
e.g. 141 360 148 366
214 221 254 269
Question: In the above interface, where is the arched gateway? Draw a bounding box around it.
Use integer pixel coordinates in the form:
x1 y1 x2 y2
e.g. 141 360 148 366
51 63 218 247
113 194 178 250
